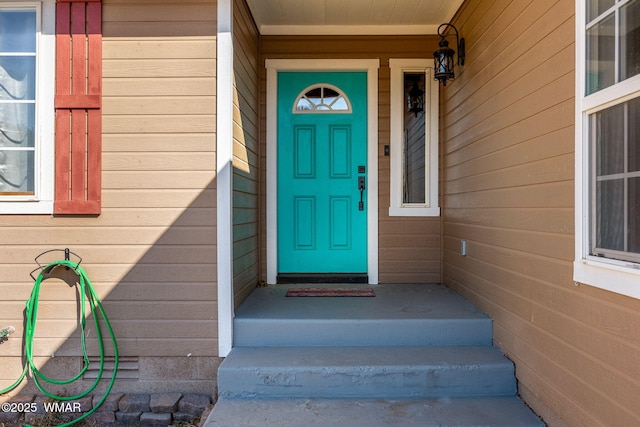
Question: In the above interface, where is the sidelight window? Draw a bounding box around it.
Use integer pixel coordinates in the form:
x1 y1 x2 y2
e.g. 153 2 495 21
388 59 439 216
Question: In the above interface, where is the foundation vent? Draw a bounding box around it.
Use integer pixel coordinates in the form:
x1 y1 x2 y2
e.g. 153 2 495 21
84 356 139 380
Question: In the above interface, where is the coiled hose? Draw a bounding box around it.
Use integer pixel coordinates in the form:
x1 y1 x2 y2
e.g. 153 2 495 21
0 260 119 427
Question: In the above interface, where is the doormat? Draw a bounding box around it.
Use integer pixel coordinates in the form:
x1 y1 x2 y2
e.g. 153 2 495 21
285 288 375 297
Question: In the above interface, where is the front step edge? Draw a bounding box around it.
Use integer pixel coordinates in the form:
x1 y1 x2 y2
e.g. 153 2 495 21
218 346 517 399
204 397 546 427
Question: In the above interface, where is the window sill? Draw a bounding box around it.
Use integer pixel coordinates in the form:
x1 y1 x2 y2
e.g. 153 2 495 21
388 206 440 217
0 201 53 215
573 258 640 300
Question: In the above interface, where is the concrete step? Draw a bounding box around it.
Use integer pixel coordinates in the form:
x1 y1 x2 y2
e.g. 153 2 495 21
234 317 493 347
218 346 517 399
204 397 545 427
233 285 493 347
205 285 544 426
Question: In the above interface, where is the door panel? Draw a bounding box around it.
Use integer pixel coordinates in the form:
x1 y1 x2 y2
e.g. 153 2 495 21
294 196 316 250
294 126 316 178
330 196 352 250
278 72 367 273
330 126 351 178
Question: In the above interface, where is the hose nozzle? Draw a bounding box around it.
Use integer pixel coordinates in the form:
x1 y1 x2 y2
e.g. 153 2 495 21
0 326 15 338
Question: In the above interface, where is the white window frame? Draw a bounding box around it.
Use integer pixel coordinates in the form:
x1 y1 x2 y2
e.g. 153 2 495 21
0 0 55 214
574 0 640 300
389 59 440 217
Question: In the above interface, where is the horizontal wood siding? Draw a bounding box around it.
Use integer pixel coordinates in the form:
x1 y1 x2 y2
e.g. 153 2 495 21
233 0 260 305
442 0 640 425
100 0 218 356
1 0 218 390
259 36 441 283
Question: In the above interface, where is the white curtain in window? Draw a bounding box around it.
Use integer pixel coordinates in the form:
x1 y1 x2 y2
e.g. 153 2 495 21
0 59 31 193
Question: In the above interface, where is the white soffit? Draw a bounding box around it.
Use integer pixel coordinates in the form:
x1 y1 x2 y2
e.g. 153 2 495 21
245 0 464 35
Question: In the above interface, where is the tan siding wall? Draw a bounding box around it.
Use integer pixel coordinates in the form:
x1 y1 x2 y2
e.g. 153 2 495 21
1 0 219 392
443 0 640 425
259 36 441 283
101 0 218 357
232 0 260 306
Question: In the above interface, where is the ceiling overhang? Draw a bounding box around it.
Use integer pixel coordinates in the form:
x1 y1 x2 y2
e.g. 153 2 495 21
245 0 464 36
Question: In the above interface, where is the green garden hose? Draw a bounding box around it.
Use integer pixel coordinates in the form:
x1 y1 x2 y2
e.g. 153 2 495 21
0 260 119 427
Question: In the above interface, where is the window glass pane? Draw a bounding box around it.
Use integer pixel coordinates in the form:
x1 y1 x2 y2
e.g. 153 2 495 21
596 178 625 251
330 98 348 110
628 97 640 172
0 10 36 53
0 149 34 193
622 0 640 81
403 73 426 204
296 98 314 111
593 103 624 175
587 0 614 22
591 98 640 261
0 57 36 100
324 88 339 98
587 13 616 94
0 103 35 147
305 87 322 106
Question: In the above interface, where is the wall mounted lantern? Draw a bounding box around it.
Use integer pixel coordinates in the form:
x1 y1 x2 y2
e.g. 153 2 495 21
407 76 425 117
433 23 465 86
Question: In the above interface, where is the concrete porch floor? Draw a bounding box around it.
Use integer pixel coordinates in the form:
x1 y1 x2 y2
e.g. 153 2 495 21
232 283 494 347
235 283 486 320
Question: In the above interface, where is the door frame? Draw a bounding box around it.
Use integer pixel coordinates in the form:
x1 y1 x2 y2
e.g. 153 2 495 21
266 59 380 284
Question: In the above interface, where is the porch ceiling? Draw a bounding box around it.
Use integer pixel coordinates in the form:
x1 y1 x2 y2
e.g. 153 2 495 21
245 0 464 35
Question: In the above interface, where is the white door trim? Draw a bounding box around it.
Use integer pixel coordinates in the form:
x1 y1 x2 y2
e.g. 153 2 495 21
266 59 380 284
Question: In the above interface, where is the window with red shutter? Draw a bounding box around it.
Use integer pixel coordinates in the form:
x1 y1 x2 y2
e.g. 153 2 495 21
54 0 102 215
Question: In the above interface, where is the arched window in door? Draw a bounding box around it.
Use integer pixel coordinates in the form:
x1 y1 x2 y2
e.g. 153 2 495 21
293 84 351 113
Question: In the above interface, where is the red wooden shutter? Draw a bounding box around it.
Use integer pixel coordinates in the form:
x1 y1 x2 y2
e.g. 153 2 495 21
54 0 102 215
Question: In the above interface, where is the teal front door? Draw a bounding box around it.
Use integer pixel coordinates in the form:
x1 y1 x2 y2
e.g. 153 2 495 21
278 72 368 274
